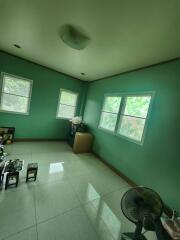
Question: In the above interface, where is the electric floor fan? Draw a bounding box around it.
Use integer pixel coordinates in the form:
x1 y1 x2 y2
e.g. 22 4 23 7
121 186 172 240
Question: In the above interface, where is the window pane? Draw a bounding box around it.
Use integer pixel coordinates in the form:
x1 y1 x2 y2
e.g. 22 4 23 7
100 112 118 131
124 96 151 118
1 93 28 113
3 75 31 97
103 96 121 113
60 91 77 106
118 115 145 141
57 104 75 119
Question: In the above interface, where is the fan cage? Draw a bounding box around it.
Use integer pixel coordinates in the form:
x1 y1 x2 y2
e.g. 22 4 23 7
121 186 164 224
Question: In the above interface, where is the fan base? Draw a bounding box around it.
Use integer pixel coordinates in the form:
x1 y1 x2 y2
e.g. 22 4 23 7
121 232 147 240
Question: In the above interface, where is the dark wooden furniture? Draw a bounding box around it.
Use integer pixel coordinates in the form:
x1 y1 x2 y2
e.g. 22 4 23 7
67 123 87 147
26 163 38 182
0 127 15 144
5 171 19 190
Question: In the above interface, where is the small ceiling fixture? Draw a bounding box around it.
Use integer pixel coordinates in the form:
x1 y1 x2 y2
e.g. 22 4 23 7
59 24 91 50
14 44 21 49
81 73 85 75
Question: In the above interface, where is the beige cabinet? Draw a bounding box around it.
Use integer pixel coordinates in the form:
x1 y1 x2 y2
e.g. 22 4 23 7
73 133 93 153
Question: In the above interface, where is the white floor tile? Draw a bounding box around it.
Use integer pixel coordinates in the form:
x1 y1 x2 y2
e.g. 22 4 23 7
34 180 80 223
5 227 37 240
38 206 99 240
0 188 36 239
0 142 157 240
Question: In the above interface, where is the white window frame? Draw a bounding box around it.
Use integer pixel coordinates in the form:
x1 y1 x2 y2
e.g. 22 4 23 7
0 72 33 115
56 88 78 120
98 93 122 133
98 92 154 145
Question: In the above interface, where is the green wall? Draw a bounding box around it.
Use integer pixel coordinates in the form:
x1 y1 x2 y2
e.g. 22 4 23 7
83 60 180 211
0 50 179 211
0 51 88 139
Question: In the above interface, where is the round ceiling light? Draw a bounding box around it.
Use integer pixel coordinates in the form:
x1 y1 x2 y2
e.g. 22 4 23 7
59 24 91 50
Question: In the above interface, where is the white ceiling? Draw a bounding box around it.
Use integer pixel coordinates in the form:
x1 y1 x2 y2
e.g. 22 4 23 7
0 0 180 81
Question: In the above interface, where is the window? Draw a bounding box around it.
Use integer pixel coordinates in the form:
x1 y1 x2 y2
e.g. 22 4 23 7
118 96 151 143
57 89 78 119
99 96 121 131
99 93 152 144
0 73 33 114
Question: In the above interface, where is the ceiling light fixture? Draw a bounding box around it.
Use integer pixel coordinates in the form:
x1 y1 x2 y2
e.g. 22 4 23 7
81 73 85 75
59 24 91 50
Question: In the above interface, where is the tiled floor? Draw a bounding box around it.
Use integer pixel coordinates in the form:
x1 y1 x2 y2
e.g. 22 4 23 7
0 142 157 240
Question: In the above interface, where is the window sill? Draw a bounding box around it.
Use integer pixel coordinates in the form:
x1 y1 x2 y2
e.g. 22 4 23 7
98 126 143 146
0 109 29 116
56 116 72 120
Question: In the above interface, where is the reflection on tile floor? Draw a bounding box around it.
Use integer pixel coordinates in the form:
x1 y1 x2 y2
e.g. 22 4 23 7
0 142 157 240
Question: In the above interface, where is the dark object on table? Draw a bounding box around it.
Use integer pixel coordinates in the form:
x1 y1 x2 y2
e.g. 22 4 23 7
0 127 15 144
0 159 23 191
67 122 87 147
6 160 16 172
13 159 23 171
0 135 7 162
5 171 19 190
121 186 171 240
26 163 38 182
4 159 23 173
0 161 5 189
0 144 6 162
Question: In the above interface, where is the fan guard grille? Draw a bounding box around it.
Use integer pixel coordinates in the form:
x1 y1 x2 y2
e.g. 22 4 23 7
121 187 163 224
